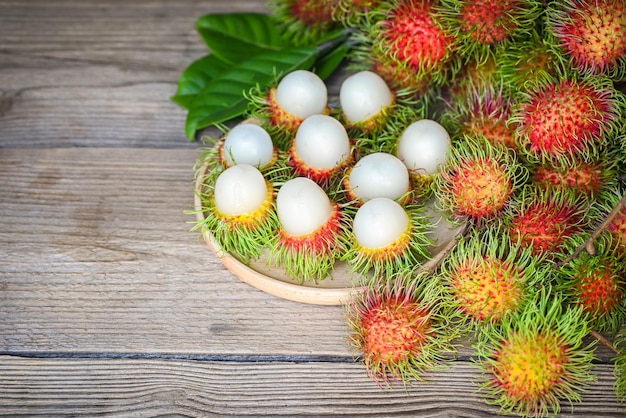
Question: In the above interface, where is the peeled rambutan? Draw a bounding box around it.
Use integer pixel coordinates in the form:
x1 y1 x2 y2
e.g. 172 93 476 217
193 164 278 263
341 198 432 279
505 186 589 257
547 0 626 79
268 177 349 282
511 74 623 163
438 227 547 326
558 231 626 334
434 135 527 223
474 289 596 417
346 275 459 385
436 0 543 62
355 0 459 95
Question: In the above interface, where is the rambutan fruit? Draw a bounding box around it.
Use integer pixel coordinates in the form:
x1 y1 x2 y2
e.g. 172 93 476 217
193 163 277 263
442 84 519 150
531 155 617 201
288 114 354 188
557 231 626 334
346 274 460 385
218 121 278 170
341 197 432 279
339 70 396 136
511 74 623 163
546 0 626 79
436 0 543 63
342 151 412 206
438 227 547 327
591 186 626 256
333 0 381 26
434 135 527 223
443 53 502 103
474 289 596 417
247 69 330 150
505 186 589 258
354 0 459 95
268 176 349 282
269 0 340 46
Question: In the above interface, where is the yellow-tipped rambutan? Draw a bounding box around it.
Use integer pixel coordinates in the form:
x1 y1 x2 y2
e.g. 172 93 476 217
438 227 548 328
434 135 528 224
346 274 460 385
557 231 626 334
474 289 596 417
546 0 626 80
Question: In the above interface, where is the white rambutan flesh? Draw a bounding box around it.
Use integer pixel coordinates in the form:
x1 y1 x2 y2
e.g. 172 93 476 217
353 197 409 249
339 70 393 123
214 164 268 216
222 123 274 167
348 152 410 201
276 177 333 236
275 70 328 119
294 114 351 169
397 119 451 175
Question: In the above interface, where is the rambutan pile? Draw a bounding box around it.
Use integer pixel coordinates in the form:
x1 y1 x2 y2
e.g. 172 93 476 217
181 1 626 416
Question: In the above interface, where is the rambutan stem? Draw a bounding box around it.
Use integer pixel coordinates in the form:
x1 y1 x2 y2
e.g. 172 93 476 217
589 329 618 355
558 194 626 267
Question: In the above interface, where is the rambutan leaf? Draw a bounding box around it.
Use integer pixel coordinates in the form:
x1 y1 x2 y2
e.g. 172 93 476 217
196 13 289 64
171 54 231 110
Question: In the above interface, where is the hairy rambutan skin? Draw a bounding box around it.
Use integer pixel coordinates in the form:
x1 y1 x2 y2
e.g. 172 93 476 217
505 186 589 258
442 84 518 150
547 0 626 79
435 136 527 223
511 75 623 163
474 290 596 417
270 0 340 46
558 232 626 334
438 227 547 327
346 275 460 385
436 0 543 63
355 0 459 95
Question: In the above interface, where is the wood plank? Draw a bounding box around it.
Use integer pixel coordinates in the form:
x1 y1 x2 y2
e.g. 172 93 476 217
0 0 268 148
0 147 356 356
0 356 623 416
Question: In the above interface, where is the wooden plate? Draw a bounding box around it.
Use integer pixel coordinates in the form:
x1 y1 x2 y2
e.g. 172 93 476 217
194 162 465 305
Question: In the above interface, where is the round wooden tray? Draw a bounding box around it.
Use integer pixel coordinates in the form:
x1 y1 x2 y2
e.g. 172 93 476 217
194 162 465 305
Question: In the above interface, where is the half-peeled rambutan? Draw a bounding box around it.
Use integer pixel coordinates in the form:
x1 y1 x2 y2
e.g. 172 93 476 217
474 289 596 417
346 274 459 385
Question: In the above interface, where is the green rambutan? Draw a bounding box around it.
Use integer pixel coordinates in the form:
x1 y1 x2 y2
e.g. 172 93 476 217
436 0 543 63
557 231 626 334
546 0 626 79
438 227 547 327
474 289 596 417
434 135 528 223
511 74 623 163
355 0 459 95
505 186 589 258
346 274 459 385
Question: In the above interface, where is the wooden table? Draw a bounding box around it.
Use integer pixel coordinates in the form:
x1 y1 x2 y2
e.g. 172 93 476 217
1 1 624 416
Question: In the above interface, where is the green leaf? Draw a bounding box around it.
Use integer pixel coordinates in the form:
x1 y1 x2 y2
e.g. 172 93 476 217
185 46 320 140
196 13 289 64
171 54 231 110
313 41 351 81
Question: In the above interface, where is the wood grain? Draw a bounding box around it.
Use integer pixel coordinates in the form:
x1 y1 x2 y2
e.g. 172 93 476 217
0 357 624 417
